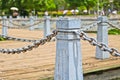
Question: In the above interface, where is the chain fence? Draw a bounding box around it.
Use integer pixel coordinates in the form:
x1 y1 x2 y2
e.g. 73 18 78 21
0 18 120 57
106 21 120 30
2 19 44 29
1 18 57 29
56 28 120 57
8 19 43 28
74 30 120 57
81 21 100 31
0 30 57 54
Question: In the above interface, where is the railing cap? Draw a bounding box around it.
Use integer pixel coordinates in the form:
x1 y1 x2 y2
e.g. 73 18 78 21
97 16 108 23
57 17 81 29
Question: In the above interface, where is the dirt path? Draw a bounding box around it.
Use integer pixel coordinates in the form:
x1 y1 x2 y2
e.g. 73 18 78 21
0 29 120 80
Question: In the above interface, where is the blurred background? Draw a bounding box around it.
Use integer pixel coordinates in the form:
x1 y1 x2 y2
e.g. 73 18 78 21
0 0 119 17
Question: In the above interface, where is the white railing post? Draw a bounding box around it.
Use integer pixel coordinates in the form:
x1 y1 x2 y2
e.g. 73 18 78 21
17 16 20 19
96 16 110 59
9 16 13 27
2 16 8 36
44 16 51 37
29 16 34 30
54 18 83 80
0 16 2 25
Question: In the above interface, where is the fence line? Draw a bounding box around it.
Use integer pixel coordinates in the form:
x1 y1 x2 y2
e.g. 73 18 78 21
0 16 120 80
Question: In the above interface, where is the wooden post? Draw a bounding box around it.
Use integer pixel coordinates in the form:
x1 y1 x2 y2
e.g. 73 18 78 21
2 16 8 36
44 16 50 37
96 16 110 59
54 18 83 80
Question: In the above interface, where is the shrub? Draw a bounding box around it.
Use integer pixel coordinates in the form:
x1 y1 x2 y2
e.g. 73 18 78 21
108 28 120 35
0 37 6 41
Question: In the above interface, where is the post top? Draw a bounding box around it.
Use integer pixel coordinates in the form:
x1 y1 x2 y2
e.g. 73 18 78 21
3 16 7 19
97 16 108 22
44 16 51 19
56 17 81 29
58 17 80 20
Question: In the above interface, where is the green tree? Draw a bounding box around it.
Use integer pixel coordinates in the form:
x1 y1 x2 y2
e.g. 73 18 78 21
0 0 119 16
54 0 67 10
83 0 97 14
65 0 82 9
113 0 120 11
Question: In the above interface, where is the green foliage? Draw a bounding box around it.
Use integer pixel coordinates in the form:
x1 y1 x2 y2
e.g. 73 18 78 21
0 0 120 16
108 29 120 35
49 10 80 17
0 37 6 41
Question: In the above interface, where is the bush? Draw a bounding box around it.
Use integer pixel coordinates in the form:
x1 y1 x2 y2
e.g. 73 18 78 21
0 37 6 41
108 29 120 35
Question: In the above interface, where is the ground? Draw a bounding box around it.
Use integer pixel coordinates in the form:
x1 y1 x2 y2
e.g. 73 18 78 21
0 29 120 80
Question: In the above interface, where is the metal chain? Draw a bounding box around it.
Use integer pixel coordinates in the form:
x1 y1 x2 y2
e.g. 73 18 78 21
0 30 58 54
106 21 120 30
80 21 100 31
2 24 28 29
8 20 43 28
0 27 119 56
0 34 36 42
74 30 120 57
82 21 98 26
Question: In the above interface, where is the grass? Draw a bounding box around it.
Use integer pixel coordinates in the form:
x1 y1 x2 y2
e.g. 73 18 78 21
0 37 6 41
85 28 120 35
108 28 120 35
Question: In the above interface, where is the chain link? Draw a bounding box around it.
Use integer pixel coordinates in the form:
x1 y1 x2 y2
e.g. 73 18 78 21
2 19 44 29
0 30 58 54
8 19 43 28
0 34 36 42
0 27 119 56
81 21 99 31
74 30 120 57
106 21 120 30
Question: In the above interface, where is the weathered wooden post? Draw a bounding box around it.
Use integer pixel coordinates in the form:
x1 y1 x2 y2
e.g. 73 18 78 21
54 17 83 80
96 16 110 59
44 16 50 37
2 16 8 36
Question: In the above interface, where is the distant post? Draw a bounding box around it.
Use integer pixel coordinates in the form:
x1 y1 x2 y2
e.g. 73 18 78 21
2 16 8 36
29 16 34 30
44 16 50 37
96 16 110 59
9 16 13 27
54 17 83 80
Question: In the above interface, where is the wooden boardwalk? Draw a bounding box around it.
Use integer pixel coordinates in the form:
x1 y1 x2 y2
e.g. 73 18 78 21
0 29 120 80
